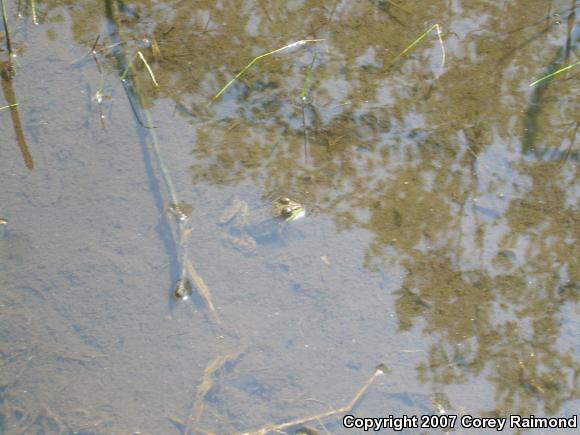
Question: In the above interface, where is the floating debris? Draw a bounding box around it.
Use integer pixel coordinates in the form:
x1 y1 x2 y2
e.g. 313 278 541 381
234 365 388 434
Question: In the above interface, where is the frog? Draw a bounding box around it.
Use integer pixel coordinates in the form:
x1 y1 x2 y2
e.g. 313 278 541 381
167 201 193 222
0 217 7 238
218 196 305 254
173 278 193 300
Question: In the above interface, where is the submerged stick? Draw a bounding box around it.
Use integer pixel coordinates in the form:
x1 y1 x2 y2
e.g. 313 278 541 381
185 350 243 434
1 0 13 57
185 258 220 325
210 39 325 104
558 120 578 167
384 0 411 14
239 365 388 434
529 60 580 87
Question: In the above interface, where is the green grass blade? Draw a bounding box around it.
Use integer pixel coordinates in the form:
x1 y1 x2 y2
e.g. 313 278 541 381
210 39 325 104
0 103 18 111
399 24 437 58
300 50 318 100
391 24 446 72
529 60 580 87
31 0 37 24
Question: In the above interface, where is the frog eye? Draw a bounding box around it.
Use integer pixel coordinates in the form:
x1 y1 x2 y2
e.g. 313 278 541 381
279 197 291 205
281 206 293 216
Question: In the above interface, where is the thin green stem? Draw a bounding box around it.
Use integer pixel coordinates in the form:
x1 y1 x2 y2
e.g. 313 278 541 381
128 72 177 203
300 50 318 100
119 53 135 82
0 103 18 111
391 24 446 72
30 0 37 24
108 2 176 204
210 39 325 104
529 60 580 87
398 24 437 58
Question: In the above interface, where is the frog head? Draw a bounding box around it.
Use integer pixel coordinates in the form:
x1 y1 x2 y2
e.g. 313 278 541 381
273 197 305 221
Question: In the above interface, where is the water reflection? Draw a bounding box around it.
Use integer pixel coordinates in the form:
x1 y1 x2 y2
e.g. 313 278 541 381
1 0 578 432
1 61 33 169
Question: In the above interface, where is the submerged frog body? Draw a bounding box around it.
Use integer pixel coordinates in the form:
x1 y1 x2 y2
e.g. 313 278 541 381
219 196 305 253
168 202 193 222
173 278 193 300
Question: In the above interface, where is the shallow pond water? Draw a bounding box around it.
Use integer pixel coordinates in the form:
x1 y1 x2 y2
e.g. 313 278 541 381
1 1 578 434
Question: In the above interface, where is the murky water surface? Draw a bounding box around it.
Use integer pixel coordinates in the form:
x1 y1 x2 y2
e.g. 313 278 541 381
1 0 578 433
